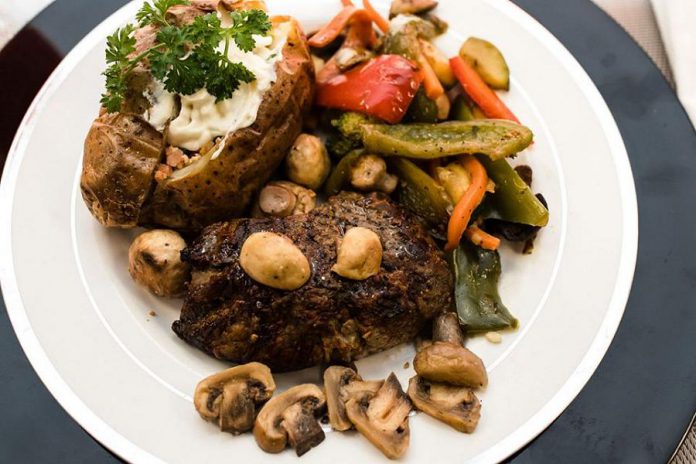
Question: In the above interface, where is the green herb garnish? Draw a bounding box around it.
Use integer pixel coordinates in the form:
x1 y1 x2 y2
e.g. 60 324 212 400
101 0 272 113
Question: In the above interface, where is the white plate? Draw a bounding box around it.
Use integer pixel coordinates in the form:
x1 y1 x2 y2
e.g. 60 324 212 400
0 0 638 462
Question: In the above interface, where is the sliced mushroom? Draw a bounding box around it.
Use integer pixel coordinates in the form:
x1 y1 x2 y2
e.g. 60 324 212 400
407 376 481 433
432 312 466 346
324 366 383 431
193 362 275 434
253 384 326 456
389 0 438 18
413 341 488 389
345 373 412 459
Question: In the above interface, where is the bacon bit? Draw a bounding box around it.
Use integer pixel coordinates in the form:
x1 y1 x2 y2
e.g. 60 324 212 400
166 146 189 169
155 164 173 182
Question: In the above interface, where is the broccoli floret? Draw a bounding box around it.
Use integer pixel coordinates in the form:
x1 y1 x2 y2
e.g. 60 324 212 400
331 112 376 141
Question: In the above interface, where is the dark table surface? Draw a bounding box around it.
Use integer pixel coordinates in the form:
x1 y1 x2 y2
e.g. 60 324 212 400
1 0 695 463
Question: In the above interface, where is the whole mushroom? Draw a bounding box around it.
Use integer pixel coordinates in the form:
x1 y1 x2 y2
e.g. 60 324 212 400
239 232 311 291
253 384 326 456
128 229 190 297
349 154 398 194
331 227 383 280
254 181 316 218
408 313 485 433
286 134 331 190
413 313 487 388
194 362 276 434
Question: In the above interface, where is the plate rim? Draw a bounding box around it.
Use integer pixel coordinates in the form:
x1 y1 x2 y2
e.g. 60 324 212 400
0 0 638 463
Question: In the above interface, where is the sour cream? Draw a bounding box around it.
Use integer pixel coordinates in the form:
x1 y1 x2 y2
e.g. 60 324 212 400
143 21 290 152
143 80 176 132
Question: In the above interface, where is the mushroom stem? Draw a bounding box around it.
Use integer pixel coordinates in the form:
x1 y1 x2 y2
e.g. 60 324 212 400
432 312 466 346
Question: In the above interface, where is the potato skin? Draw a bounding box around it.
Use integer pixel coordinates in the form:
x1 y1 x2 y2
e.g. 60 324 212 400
80 113 163 227
142 18 315 230
81 18 314 231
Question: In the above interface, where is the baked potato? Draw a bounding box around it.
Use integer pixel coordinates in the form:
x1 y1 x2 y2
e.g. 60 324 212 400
81 5 314 231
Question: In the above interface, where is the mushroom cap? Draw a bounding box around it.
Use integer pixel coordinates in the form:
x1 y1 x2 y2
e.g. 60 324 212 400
413 341 488 389
407 376 481 433
331 227 383 280
345 373 412 459
324 366 383 431
193 362 275 434
128 229 190 298
432 312 466 346
239 232 311 290
256 181 317 218
258 184 297 217
253 384 326 455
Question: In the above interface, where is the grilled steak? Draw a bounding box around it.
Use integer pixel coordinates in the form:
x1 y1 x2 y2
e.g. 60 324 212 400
173 192 453 371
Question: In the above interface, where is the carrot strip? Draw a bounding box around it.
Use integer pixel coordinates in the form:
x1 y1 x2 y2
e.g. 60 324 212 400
308 5 359 48
445 156 488 252
362 0 390 33
341 0 354 5
449 56 520 122
417 53 445 100
464 225 500 250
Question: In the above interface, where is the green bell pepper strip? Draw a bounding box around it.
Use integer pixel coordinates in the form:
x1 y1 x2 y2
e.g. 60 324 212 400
450 240 518 333
476 155 549 227
324 150 363 196
451 95 475 122
390 158 450 238
404 86 439 123
360 120 533 160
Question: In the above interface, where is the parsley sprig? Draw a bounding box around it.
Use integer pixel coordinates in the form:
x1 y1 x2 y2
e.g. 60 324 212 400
101 0 272 113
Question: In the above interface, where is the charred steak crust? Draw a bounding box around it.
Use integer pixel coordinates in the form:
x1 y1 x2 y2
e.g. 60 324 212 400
173 192 453 371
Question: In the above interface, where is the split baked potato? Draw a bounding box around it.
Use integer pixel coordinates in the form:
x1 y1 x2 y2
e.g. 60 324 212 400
81 6 314 230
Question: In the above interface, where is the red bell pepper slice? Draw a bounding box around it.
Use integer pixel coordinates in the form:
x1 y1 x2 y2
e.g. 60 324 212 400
449 56 520 123
316 55 423 124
